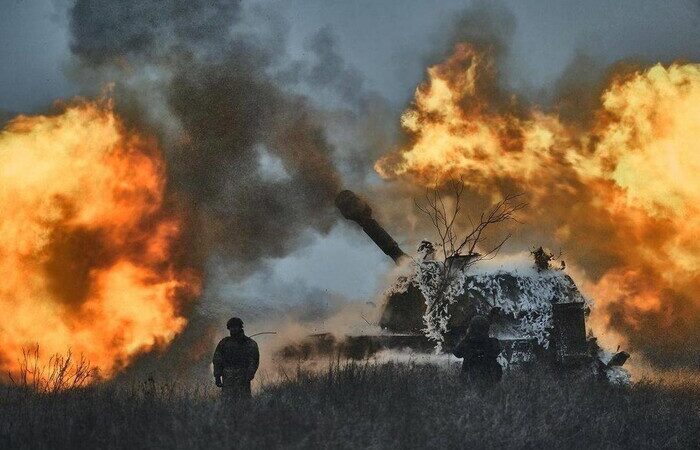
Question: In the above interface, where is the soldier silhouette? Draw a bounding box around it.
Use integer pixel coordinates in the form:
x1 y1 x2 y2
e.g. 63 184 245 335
213 317 259 400
452 315 502 385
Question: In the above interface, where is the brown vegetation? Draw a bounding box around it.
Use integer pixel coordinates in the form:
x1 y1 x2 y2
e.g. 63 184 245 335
1 361 697 449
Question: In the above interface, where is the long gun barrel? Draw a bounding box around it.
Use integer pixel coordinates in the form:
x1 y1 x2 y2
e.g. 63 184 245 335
335 190 407 264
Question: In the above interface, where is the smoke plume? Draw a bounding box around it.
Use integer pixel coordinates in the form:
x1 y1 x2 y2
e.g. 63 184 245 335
70 0 342 275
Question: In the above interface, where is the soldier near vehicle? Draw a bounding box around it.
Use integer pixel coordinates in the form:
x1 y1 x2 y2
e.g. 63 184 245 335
213 317 260 400
452 315 502 385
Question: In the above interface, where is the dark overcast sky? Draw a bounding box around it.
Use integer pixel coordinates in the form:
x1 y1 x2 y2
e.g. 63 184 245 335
2 0 699 300
0 0 75 112
3 0 700 113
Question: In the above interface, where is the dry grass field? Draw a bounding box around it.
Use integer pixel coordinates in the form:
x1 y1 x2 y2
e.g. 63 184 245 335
1 361 698 449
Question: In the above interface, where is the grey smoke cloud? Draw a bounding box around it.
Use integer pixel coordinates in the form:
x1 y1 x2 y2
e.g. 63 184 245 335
70 0 342 279
303 26 366 107
66 0 354 377
70 0 243 62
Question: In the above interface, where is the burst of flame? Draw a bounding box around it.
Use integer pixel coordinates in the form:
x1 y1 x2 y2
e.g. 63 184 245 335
376 43 700 362
0 100 200 380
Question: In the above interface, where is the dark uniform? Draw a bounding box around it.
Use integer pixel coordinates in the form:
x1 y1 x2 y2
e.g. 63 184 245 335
213 318 259 400
452 315 502 385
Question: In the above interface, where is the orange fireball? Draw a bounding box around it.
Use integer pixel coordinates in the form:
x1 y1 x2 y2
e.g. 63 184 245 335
0 99 200 380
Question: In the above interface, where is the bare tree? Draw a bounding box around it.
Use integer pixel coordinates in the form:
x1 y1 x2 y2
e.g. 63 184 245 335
415 179 466 263
415 179 526 269
414 179 526 345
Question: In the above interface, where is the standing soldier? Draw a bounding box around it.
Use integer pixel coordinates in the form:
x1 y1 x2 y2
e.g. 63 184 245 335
452 315 502 385
213 317 259 400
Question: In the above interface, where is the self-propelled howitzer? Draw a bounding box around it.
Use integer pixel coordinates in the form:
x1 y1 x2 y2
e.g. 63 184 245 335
333 189 629 379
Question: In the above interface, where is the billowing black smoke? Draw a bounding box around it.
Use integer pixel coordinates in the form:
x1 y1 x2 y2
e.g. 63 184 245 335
69 0 357 379
70 0 341 276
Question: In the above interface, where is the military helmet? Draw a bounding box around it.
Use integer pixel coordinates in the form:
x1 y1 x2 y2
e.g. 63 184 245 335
226 317 244 329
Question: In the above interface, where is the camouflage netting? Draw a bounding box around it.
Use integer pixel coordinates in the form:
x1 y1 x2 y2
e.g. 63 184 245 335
381 253 630 385
384 254 590 347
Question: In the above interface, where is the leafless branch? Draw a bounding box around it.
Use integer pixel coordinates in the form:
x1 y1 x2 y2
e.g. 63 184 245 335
415 181 525 267
414 181 527 331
